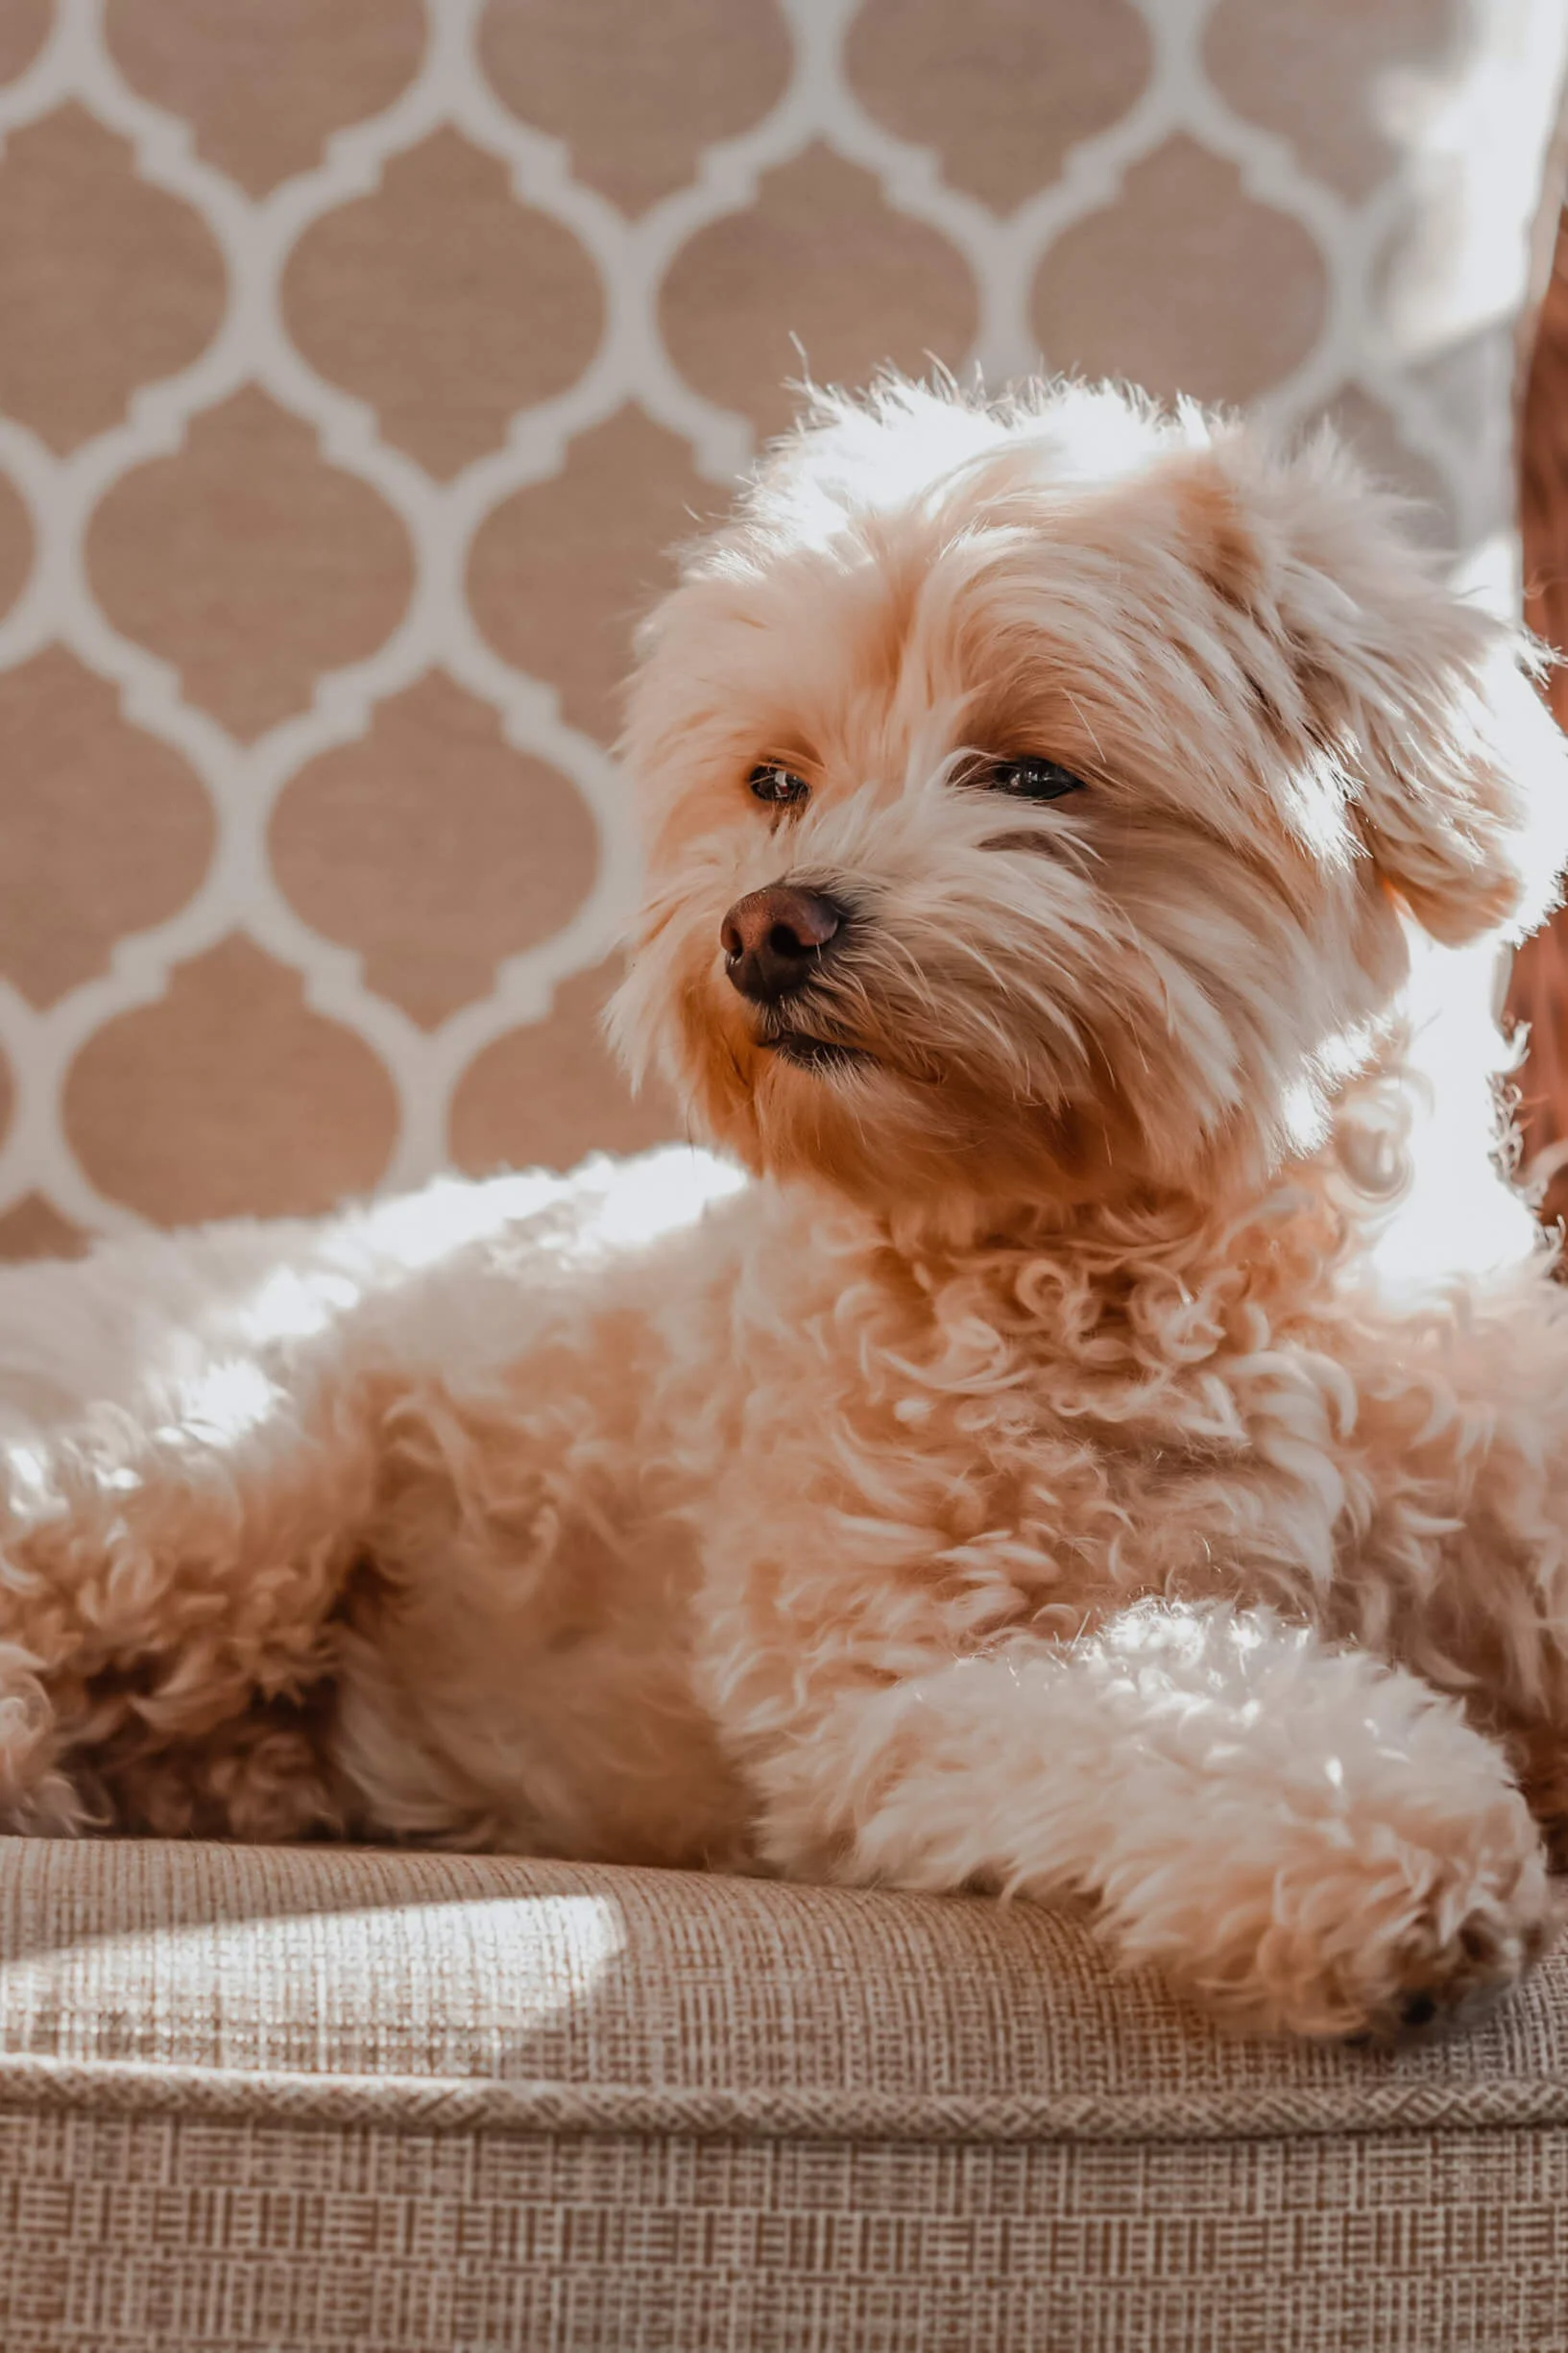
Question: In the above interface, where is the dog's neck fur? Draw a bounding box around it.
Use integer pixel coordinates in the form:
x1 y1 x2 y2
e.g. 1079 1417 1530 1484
817 1060 1503 1397
884 1169 1346 1346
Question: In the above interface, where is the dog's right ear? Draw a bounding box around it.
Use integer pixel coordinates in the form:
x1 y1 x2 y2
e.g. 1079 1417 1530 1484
1180 432 1568 948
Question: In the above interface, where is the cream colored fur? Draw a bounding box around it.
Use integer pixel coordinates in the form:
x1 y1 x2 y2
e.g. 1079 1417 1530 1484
6 376 1568 2040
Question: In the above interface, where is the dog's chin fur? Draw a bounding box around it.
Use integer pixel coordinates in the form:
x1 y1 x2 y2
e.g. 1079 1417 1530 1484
6 376 1568 2044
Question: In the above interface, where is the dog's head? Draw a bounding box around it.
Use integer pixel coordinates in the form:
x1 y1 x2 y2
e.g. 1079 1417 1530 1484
611 379 1568 1222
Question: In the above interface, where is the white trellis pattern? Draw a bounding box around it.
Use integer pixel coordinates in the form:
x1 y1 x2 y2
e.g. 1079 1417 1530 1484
0 0 1563 1247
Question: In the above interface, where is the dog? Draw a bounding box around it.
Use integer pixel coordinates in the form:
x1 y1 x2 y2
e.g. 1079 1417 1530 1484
6 375 1568 2041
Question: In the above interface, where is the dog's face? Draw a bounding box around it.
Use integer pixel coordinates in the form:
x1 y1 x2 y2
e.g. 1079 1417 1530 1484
612 381 1565 1221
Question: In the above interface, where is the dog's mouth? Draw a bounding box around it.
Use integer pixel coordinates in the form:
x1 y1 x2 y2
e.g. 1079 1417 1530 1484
763 1030 873 1075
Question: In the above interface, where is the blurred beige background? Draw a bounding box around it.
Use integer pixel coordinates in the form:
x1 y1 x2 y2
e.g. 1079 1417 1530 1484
0 0 1565 1253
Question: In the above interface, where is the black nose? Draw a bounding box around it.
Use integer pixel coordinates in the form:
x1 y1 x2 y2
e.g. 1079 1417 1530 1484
721 885 845 1003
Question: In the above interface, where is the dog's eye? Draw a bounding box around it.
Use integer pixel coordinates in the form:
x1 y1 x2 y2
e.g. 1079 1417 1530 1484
984 757 1086 801
749 763 810 808
749 762 809 808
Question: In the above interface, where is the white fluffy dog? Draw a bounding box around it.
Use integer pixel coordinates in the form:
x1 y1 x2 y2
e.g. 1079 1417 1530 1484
7 377 1568 2042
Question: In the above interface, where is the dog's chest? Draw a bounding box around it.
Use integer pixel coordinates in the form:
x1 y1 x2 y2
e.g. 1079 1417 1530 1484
707 1199 1552 1637
716 1267 1327 1625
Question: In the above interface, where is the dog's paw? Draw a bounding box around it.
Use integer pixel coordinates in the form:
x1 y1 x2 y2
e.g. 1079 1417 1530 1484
1110 1771 1559 2042
1225 1795 1556 2042
1080 1625 1563 2042
1344 1852 1562 2045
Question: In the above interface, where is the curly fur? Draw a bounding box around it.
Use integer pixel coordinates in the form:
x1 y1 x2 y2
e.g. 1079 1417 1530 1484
6 376 1568 2040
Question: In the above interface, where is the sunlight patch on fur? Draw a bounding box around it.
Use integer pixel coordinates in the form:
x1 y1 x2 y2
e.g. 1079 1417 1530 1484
163 1360 280 1446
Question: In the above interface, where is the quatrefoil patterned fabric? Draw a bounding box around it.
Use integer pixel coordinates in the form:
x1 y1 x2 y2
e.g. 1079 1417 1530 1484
0 0 1565 1254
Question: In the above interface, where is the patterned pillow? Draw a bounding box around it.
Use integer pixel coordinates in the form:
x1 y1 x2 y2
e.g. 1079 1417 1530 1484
0 0 1564 1247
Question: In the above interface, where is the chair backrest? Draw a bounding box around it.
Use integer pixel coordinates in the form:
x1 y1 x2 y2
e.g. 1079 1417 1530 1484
1 0 1564 1256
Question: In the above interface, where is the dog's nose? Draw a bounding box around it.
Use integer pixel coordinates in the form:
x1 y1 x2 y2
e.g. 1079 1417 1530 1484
721 885 845 1003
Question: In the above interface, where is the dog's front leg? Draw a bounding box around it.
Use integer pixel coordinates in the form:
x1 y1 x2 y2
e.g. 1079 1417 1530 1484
751 1602 1556 2038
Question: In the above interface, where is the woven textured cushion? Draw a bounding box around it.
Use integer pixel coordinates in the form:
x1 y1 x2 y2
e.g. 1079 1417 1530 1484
1 1839 1565 2352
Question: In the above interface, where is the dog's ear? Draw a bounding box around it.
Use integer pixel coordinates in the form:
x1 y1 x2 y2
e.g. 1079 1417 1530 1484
1179 431 1568 947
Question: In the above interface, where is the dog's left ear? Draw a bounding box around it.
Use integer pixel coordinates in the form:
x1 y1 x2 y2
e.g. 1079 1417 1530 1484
1182 431 1568 947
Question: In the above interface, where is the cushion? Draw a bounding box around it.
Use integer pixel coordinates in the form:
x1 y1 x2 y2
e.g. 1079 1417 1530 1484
2 1837 1566 2351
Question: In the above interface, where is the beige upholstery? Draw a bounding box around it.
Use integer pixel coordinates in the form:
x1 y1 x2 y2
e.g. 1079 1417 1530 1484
1 1837 1566 2352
